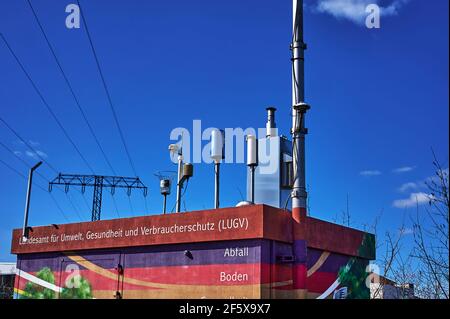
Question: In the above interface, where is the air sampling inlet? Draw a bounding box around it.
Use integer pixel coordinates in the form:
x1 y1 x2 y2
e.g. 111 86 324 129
266 107 277 137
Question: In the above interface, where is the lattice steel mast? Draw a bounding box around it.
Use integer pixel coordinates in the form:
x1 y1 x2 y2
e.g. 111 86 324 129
49 174 148 221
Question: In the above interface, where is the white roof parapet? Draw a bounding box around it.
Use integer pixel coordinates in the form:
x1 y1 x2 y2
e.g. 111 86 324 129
0 262 16 275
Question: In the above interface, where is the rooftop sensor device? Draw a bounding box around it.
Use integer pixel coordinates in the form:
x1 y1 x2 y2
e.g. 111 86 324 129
211 129 225 209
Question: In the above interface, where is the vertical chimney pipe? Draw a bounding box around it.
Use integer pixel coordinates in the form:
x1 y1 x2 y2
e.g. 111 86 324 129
291 0 309 223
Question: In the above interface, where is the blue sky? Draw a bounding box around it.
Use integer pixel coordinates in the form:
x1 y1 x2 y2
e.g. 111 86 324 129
0 0 448 262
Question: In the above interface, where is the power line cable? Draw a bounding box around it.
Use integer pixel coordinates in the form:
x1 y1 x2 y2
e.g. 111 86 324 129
171 179 190 213
65 192 84 221
127 196 134 215
110 192 120 218
26 0 117 176
0 139 65 198
48 193 71 223
0 33 96 175
76 0 138 177
76 0 146 217
0 129 90 219
0 139 50 180
0 115 58 174
0 158 28 181
0 158 70 222
144 196 149 214
0 138 84 221
81 192 91 211
2 115 126 221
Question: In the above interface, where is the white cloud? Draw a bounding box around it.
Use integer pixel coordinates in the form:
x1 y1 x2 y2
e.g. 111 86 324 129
399 227 414 235
315 0 409 25
425 167 449 185
392 192 434 209
11 139 48 160
398 182 418 193
35 150 48 158
25 150 48 160
360 170 382 176
397 168 449 192
393 166 416 173
25 151 36 159
29 140 40 147
381 0 410 15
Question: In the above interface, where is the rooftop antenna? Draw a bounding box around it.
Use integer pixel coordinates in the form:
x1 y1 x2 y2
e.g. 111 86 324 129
211 129 225 209
291 0 311 223
154 171 176 214
246 135 258 203
169 140 194 213
169 143 183 213
266 107 277 137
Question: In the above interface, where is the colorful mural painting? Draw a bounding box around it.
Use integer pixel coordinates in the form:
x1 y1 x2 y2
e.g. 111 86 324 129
11 205 375 299
337 233 375 299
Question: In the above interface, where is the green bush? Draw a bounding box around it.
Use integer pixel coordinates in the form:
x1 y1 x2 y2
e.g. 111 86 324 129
21 267 56 299
60 276 93 299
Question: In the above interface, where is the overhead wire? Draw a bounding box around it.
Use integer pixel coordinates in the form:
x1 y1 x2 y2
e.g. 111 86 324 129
26 0 118 176
0 157 71 223
0 117 87 195
27 0 126 220
170 179 190 213
65 192 84 221
0 115 59 174
76 0 138 177
0 138 83 221
2 0 149 218
110 192 120 218
1 115 130 219
0 33 96 175
144 196 149 215
0 139 51 180
77 0 147 215
127 196 134 216
1 24 123 220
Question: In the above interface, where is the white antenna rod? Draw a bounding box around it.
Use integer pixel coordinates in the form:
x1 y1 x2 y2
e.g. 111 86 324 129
211 129 224 209
168 141 183 213
266 107 277 137
246 135 258 203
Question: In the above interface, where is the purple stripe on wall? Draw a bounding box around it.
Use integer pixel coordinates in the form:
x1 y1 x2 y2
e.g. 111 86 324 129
307 249 323 268
122 240 262 268
307 248 351 274
318 253 351 274
17 239 270 272
18 253 65 273
293 240 307 264
260 240 293 263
